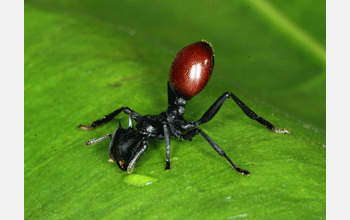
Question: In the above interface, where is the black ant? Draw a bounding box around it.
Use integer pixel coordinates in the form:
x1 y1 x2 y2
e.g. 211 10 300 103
78 40 290 175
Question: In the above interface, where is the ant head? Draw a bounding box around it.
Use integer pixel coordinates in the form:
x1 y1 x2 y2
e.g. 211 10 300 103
108 124 146 172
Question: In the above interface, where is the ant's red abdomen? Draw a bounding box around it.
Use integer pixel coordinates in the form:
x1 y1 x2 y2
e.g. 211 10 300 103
169 40 214 100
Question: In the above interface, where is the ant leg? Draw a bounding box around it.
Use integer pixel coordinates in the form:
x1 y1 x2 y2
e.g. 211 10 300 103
84 134 112 146
183 128 249 175
127 141 148 173
196 92 290 134
78 107 142 130
128 113 134 129
163 123 171 170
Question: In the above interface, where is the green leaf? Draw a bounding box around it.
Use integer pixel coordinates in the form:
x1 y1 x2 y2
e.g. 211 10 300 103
25 1 325 219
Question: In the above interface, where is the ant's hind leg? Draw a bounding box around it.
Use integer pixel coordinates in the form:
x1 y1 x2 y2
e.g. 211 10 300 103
78 107 142 130
183 128 250 175
195 92 290 134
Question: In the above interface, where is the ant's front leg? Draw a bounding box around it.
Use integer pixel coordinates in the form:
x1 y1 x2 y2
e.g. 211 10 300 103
196 92 290 134
127 141 149 174
78 107 142 130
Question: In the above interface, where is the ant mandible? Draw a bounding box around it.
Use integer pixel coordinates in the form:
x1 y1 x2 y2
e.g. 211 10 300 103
78 40 290 175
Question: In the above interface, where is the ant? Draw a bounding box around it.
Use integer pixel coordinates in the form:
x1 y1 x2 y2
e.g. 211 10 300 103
78 40 290 175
